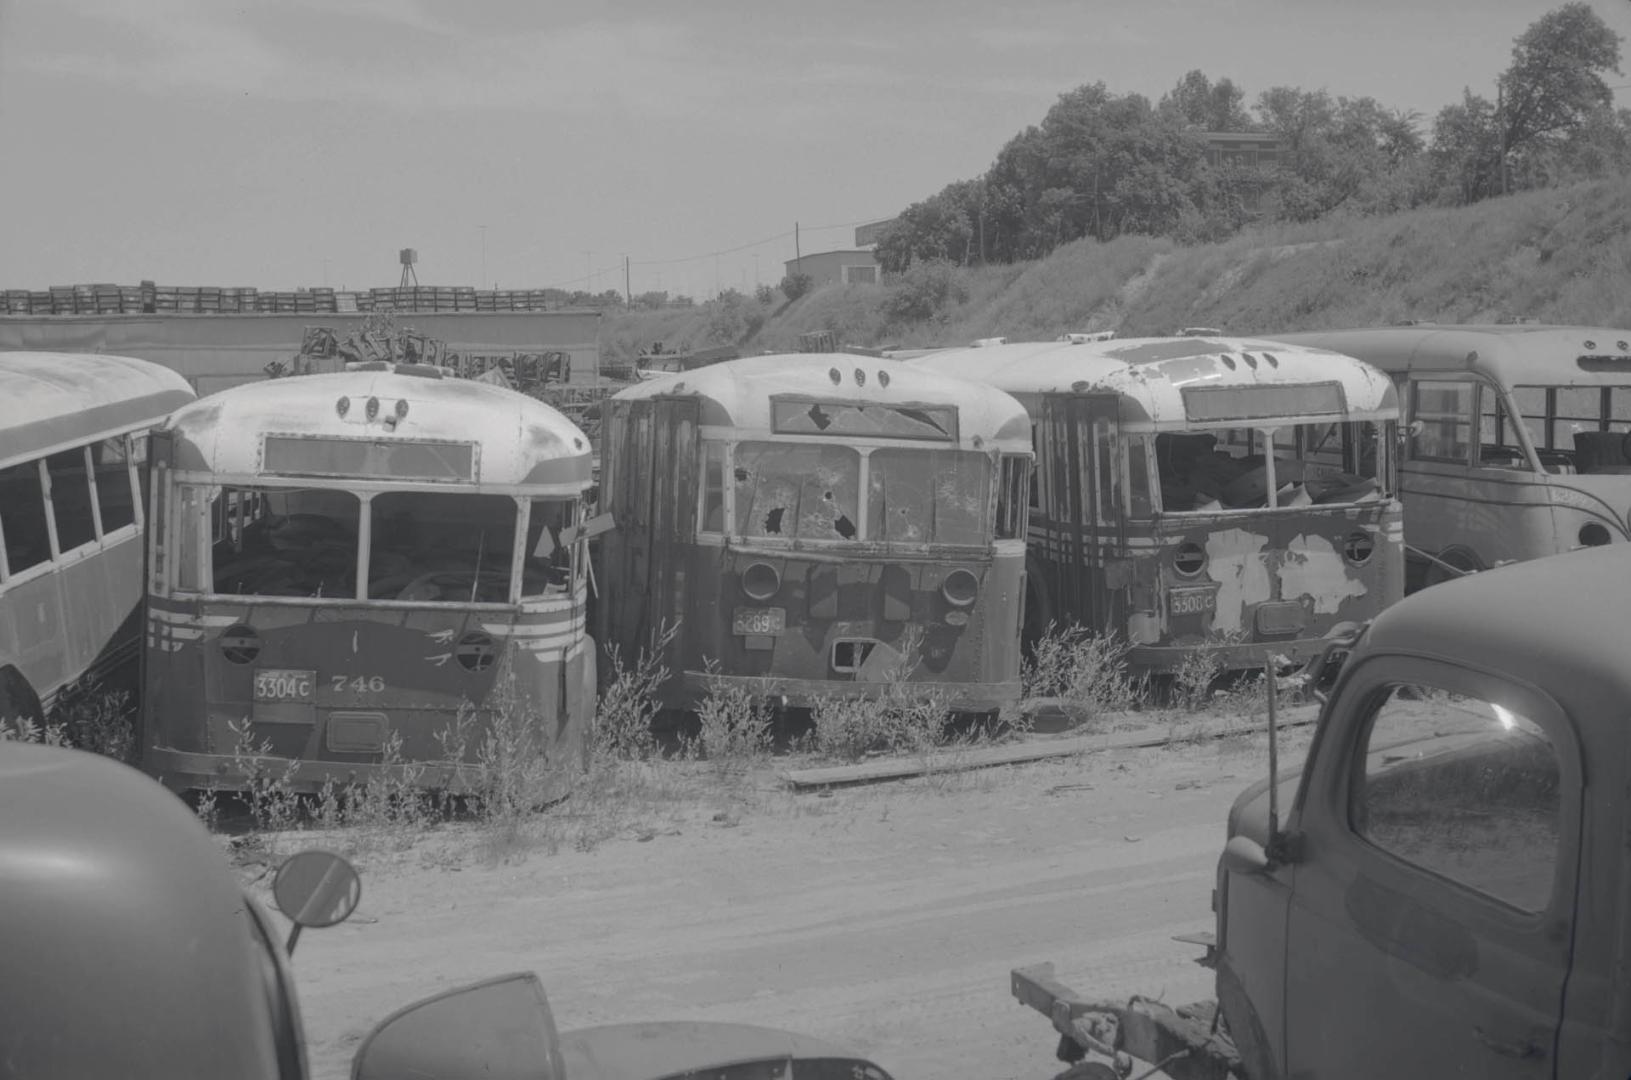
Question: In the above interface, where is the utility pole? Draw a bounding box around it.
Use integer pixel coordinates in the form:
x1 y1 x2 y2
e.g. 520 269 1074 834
479 225 488 289
623 254 631 309
582 250 592 294
1497 82 1509 196
795 221 802 267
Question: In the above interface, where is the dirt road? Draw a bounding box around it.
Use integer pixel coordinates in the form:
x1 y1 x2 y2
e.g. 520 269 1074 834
286 729 1301 1080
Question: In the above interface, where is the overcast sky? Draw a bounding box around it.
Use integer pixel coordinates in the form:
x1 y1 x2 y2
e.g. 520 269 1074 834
2 0 1628 300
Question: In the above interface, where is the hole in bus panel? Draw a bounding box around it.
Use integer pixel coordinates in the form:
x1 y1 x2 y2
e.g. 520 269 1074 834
367 491 518 602
867 448 991 545
206 487 360 598
1153 423 1386 512
734 442 859 540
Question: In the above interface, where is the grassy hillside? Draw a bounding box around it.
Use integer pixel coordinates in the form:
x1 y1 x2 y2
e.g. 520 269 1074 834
600 179 1631 364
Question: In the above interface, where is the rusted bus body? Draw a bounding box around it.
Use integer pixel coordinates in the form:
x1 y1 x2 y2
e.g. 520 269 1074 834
912 335 1404 673
1269 324 1631 588
141 366 598 794
0 352 196 723
598 354 1033 712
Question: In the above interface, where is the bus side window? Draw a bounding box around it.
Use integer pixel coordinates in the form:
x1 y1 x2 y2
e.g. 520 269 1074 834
524 498 574 595
1093 419 1120 523
0 461 51 577
1126 438 1152 518
46 448 98 553
1410 381 1475 463
93 437 137 534
996 455 1029 539
701 443 725 533
1477 388 1530 470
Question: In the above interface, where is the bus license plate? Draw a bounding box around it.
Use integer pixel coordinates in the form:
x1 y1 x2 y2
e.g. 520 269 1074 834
253 668 315 703
1168 588 1217 617
732 607 786 636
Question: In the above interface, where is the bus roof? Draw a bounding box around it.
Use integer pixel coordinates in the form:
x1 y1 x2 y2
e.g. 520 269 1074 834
614 352 1033 450
164 369 593 489
0 351 196 470
1264 324 1631 387
907 335 1398 428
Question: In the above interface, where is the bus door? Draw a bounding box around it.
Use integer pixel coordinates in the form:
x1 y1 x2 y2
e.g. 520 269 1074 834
1041 393 1125 633
607 396 699 652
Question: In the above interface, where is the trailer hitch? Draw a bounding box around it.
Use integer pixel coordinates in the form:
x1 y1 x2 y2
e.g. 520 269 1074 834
1012 963 1242 1080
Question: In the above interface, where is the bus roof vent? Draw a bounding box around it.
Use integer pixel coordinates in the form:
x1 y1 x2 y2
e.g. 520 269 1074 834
971 336 1007 348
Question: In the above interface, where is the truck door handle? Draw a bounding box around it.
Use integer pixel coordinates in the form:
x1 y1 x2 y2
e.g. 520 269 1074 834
1475 1027 1545 1060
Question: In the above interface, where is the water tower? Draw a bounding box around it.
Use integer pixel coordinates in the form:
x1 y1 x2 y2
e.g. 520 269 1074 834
399 248 418 288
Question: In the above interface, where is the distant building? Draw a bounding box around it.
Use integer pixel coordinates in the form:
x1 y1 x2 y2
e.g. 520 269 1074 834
1200 132 1285 211
853 218 896 247
784 250 880 287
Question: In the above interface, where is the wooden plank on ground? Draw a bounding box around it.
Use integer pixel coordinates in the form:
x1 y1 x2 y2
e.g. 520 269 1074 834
780 705 1321 790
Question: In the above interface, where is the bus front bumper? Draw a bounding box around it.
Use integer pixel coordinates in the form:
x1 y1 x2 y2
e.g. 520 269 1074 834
674 672 1022 714
141 746 575 797
1129 624 1363 674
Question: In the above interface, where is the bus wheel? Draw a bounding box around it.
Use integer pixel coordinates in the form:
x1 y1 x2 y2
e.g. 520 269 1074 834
1422 548 1483 589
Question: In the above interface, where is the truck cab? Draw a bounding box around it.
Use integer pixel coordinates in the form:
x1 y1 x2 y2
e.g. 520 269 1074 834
1215 541 1631 1079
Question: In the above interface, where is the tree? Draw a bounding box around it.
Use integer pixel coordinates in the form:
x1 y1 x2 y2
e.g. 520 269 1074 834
1159 70 1255 131
1430 90 1503 203
779 273 813 301
1499 2 1622 159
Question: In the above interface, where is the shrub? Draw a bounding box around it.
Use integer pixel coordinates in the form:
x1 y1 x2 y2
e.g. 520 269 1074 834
881 259 969 325
1022 622 1136 717
780 273 814 302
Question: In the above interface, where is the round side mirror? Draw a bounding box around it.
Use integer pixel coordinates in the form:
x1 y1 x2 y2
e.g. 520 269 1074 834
274 850 362 931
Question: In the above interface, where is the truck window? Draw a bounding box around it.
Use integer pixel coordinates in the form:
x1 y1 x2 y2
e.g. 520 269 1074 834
1352 685 1561 913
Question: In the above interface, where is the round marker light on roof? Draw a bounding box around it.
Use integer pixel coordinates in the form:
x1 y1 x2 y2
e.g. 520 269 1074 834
1242 353 1259 369
1264 352 1280 368
854 368 866 387
394 399 409 420
1221 355 1236 370
366 396 380 420
1619 340 1630 350
1585 340 1598 350
829 367 842 384
877 369 890 388
336 395 351 418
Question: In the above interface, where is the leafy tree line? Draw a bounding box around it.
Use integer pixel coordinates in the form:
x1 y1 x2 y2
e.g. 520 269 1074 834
876 2 1630 273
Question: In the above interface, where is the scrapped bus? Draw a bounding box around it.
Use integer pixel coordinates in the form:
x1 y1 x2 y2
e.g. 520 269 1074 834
911 335 1403 673
0 352 196 725
598 353 1033 713
1269 324 1631 588
141 364 598 793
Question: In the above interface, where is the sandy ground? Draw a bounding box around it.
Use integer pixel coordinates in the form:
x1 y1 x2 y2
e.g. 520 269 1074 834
273 725 1309 1080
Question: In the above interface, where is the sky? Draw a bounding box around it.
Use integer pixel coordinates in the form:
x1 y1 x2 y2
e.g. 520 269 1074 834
2 0 1630 301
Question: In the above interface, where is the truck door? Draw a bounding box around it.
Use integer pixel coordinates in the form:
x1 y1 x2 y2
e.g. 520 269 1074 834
1039 393 1124 633
1281 654 1582 1079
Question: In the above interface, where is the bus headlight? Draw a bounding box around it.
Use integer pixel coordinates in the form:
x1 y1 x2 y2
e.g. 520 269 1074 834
742 562 781 601
1580 522 1612 547
1343 531 1375 564
220 625 261 665
1173 541 1207 577
941 568 979 607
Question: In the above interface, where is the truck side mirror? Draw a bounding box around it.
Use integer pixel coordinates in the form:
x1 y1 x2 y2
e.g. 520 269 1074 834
272 850 361 955
1221 835 1271 875
352 972 565 1080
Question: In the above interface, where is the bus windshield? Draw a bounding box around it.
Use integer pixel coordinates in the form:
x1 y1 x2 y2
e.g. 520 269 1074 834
867 448 990 545
734 442 860 540
192 485 577 603
1153 420 1388 513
